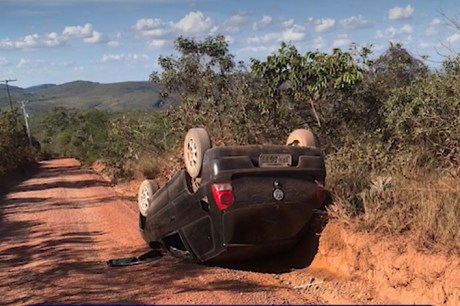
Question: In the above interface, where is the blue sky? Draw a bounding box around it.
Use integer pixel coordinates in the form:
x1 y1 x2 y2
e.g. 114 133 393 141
1 0 460 87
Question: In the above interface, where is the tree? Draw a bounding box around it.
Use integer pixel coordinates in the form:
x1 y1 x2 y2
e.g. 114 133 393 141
150 35 234 142
251 43 363 128
442 54 460 75
368 43 428 99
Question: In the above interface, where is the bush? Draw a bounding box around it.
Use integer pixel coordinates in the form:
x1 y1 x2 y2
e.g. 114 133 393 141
0 110 37 177
102 111 173 179
40 107 110 165
385 74 460 166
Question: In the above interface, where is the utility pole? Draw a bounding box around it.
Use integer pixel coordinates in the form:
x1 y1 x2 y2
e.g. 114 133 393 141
1 79 17 111
18 100 32 146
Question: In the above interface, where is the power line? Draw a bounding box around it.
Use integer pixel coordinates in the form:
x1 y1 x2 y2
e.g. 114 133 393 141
1 79 17 111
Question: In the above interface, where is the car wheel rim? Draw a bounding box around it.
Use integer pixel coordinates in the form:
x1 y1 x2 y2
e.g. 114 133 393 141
140 187 150 211
187 138 198 168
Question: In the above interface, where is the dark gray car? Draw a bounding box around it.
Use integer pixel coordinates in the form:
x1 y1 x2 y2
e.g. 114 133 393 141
137 128 326 262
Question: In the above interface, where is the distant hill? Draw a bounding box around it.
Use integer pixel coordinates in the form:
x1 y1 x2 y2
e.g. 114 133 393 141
0 81 174 114
25 84 56 93
0 84 25 95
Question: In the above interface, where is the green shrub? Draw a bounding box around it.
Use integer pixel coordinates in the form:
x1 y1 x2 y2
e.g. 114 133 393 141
0 110 37 177
385 74 460 166
102 111 173 179
40 107 110 165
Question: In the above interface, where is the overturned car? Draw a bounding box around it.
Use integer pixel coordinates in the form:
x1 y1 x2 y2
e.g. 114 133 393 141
137 128 326 263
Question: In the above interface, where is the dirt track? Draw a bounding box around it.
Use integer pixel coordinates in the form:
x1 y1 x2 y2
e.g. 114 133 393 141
0 159 321 304
2 159 458 305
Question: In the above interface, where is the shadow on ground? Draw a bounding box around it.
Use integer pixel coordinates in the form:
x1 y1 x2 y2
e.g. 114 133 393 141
210 212 328 274
10 179 112 193
0 163 40 196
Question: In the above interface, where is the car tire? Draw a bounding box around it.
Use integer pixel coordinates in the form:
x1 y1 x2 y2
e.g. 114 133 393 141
286 129 316 147
138 179 158 217
183 128 211 178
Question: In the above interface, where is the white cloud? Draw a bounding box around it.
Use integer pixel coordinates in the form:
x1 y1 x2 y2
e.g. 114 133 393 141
102 54 123 62
237 45 277 56
62 23 106 44
83 31 105 44
62 23 93 38
282 19 294 28
315 18 336 33
148 39 168 49
0 57 9 66
17 58 30 68
101 53 150 63
222 12 249 33
134 18 162 31
418 40 438 49
376 24 413 40
447 33 460 44
0 32 63 50
73 66 84 72
133 11 216 47
332 34 352 48
0 39 14 50
128 54 150 61
247 32 281 45
225 35 235 45
425 27 437 36
175 11 215 35
253 15 273 31
403 35 413 44
247 24 307 44
430 18 442 26
418 41 430 49
426 18 442 36
388 5 414 20
401 24 413 33
340 15 374 29
0 23 107 50
107 41 120 47
282 24 307 41
133 18 175 38
312 36 325 49
142 27 174 38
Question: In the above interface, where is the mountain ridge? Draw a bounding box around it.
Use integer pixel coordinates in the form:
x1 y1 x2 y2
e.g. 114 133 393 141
0 80 171 114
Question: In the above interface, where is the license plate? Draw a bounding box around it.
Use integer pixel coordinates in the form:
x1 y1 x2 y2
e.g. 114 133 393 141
259 154 292 167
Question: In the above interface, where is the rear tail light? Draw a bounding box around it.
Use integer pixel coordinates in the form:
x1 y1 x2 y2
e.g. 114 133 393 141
316 182 327 205
211 182 234 210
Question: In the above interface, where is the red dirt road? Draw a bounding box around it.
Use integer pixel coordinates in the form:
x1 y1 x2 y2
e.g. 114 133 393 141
0 159 315 305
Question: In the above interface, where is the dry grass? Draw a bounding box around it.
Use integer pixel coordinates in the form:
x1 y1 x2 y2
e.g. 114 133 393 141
131 155 162 179
328 168 460 253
